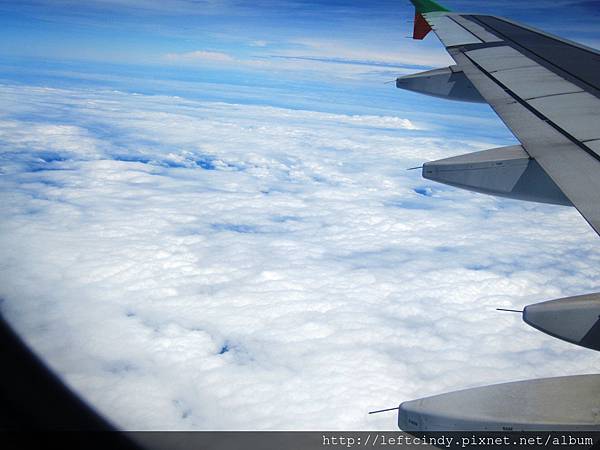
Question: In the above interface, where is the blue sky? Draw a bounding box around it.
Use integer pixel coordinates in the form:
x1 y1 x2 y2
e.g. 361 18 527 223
3 1 599 62
1 0 600 431
2 0 599 141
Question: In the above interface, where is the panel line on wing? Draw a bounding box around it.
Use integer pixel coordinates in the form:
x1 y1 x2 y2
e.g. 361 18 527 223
467 15 600 97
465 46 537 72
422 14 482 46
461 51 600 165
448 14 503 43
463 47 600 146
453 49 600 235
492 65 584 101
521 90 585 102
527 92 600 142
583 140 600 159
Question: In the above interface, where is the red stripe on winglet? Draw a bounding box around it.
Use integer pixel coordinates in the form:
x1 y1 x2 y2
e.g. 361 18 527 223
413 12 432 40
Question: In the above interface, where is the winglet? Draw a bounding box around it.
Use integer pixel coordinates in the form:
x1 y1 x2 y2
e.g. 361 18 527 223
409 0 450 40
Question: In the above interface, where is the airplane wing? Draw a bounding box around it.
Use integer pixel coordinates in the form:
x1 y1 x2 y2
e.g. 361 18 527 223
393 0 600 432
398 0 600 236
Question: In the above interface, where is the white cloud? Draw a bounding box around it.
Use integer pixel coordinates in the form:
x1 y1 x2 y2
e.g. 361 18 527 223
0 83 598 431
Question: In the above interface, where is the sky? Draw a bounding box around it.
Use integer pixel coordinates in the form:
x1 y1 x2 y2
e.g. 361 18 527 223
0 0 599 431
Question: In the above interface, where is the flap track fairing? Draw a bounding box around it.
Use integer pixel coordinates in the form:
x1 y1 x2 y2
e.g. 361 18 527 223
422 145 572 206
396 66 486 103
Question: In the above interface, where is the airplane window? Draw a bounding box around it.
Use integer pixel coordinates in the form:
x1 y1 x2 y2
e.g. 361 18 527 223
0 0 599 442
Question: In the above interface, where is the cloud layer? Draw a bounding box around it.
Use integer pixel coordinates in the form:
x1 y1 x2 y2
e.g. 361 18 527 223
0 83 598 430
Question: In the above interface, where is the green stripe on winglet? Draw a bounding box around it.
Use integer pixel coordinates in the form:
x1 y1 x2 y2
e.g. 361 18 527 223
409 0 450 13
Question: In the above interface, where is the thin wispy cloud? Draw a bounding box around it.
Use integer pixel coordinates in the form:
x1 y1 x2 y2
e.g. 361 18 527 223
165 50 235 63
287 38 452 68
160 39 450 82
249 40 269 47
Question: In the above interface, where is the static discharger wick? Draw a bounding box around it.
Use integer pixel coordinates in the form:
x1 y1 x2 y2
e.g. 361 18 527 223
496 308 523 313
407 165 423 170
368 406 400 415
